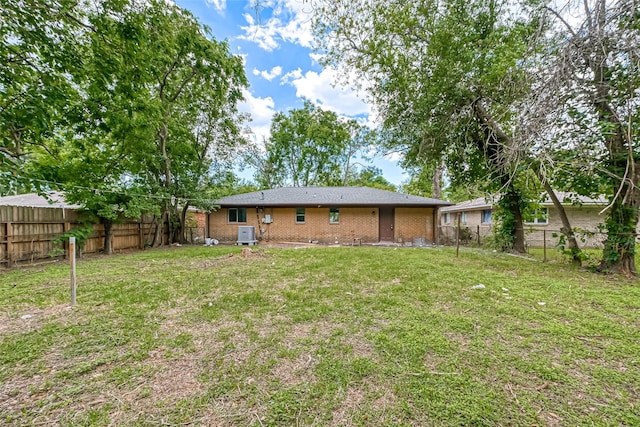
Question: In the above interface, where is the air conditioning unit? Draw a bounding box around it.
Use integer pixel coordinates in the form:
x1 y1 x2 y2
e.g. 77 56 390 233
237 226 257 245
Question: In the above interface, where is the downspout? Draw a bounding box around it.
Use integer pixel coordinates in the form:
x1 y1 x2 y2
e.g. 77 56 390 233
205 211 210 239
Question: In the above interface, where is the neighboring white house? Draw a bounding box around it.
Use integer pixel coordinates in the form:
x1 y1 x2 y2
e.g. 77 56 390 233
438 192 638 248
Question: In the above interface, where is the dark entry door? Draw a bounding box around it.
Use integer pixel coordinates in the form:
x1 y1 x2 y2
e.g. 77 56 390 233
379 208 395 242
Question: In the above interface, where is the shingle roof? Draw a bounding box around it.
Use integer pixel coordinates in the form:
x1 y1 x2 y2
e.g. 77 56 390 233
0 191 81 209
440 192 607 213
440 196 495 213
541 192 607 205
217 187 452 207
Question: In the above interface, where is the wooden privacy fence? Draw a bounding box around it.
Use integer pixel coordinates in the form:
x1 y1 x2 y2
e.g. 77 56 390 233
0 205 206 267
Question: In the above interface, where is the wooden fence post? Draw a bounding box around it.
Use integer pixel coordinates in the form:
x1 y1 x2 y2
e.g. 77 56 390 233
477 225 480 246
543 230 547 262
63 222 71 259
6 222 13 266
69 237 76 305
138 221 144 250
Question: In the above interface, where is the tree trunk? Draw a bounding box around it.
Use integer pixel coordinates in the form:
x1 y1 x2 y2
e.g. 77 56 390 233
599 193 638 276
180 204 189 243
472 99 526 254
103 219 113 255
153 213 164 247
537 173 582 265
432 163 444 199
503 184 527 254
584 6 638 276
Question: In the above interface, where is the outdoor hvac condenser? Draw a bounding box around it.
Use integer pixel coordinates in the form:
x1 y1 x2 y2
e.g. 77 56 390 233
237 226 257 245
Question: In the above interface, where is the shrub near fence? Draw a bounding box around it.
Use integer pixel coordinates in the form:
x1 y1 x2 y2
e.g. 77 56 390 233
0 205 206 267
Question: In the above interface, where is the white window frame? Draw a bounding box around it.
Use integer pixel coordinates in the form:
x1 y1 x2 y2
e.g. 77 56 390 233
295 207 305 223
525 208 549 225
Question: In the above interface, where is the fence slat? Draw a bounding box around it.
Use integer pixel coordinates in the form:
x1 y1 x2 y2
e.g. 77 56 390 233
0 205 207 267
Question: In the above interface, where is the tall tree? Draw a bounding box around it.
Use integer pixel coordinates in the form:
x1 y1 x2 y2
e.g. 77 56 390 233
347 166 396 191
260 101 352 187
1 0 83 194
10 0 248 252
311 0 541 252
527 0 639 275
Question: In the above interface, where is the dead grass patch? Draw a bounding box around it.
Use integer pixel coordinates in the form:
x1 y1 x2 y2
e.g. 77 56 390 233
330 386 367 426
0 304 72 335
271 353 317 386
145 348 207 400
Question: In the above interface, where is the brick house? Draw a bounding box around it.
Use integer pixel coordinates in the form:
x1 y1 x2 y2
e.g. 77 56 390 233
439 192 639 248
208 187 451 245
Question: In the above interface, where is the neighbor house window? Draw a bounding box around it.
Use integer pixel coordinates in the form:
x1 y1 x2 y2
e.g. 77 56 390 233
525 208 548 225
228 207 247 223
296 208 305 223
481 209 492 224
329 207 340 224
443 213 451 224
460 212 467 224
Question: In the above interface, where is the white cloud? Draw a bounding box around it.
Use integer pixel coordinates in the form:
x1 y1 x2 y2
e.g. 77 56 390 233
237 89 276 143
309 52 324 66
280 67 303 83
281 66 370 118
205 0 226 12
252 66 283 81
238 0 314 51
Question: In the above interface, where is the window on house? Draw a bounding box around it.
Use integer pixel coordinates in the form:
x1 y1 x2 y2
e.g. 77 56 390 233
296 208 305 223
460 212 467 224
444 213 451 224
482 209 492 224
228 207 247 223
525 208 548 225
329 207 340 224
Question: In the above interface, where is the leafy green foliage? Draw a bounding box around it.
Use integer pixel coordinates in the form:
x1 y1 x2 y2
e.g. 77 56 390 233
256 100 353 187
346 166 396 191
312 0 541 251
50 223 95 257
0 0 84 194
4 0 248 249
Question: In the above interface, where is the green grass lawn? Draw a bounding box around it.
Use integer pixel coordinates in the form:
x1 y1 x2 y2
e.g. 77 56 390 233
1 245 639 426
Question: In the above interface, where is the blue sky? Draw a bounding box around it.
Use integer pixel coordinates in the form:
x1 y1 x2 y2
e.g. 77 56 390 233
173 0 408 186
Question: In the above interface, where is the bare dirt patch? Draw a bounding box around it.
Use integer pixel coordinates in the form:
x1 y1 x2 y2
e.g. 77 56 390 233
145 348 207 400
330 381 396 427
271 353 317 386
0 304 73 335
330 386 367 426
343 334 376 359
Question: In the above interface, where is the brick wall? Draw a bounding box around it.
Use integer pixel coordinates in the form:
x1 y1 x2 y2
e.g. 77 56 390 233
440 209 486 227
525 205 607 248
209 206 436 244
395 208 435 243
193 211 207 229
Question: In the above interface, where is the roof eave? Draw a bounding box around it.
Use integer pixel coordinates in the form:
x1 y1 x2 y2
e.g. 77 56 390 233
217 202 451 208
